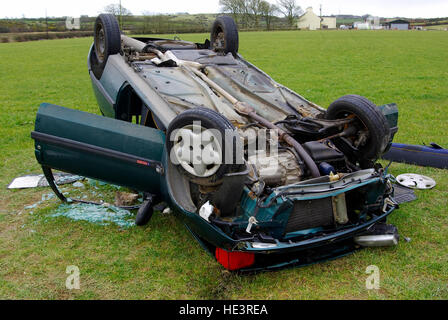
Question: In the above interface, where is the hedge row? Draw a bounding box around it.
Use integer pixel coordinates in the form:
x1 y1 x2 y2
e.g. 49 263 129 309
3 31 93 43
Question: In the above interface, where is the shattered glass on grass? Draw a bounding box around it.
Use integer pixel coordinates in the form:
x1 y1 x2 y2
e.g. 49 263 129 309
52 203 135 228
20 178 136 228
87 178 122 190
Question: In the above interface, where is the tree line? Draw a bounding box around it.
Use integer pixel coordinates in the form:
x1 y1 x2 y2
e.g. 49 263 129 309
219 0 303 29
0 1 304 35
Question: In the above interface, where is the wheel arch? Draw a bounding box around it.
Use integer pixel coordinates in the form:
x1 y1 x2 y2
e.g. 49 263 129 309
115 82 166 130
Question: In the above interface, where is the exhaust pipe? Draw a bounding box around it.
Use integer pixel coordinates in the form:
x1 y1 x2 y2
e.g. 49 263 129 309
121 35 146 52
354 234 399 247
354 223 399 247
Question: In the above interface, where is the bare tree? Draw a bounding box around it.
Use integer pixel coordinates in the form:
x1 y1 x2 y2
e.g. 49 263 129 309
277 0 302 27
219 0 252 29
103 4 132 16
103 3 132 30
248 0 263 28
220 0 280 30
219 0 241 23
238 0 251 28
260 0 278 30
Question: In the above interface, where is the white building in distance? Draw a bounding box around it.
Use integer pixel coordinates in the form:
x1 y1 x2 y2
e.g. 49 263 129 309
65 17 81 30
354 16 382 30
297 7 337 30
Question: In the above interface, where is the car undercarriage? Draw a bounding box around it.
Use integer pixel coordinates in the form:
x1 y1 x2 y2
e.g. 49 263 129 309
31 14 401 271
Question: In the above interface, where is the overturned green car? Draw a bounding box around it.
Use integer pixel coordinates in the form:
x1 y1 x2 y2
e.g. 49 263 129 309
31 14 400 271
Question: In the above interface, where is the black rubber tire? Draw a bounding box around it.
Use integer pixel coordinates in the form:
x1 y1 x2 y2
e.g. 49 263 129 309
166 107 242 182
92 14 121 79
135 199 154 226
326 95 390 164
210 16 239 56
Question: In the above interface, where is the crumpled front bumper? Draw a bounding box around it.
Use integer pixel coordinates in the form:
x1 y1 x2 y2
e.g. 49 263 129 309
183 204 397 272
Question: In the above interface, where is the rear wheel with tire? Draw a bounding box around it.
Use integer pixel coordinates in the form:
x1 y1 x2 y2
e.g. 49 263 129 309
210 16 239 56
91 14 121 79
166 108 242 183
325 95 391 167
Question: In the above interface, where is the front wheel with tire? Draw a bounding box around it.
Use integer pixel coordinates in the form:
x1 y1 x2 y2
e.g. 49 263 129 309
166 108 242 183
91 14 121 79
325 95 391 166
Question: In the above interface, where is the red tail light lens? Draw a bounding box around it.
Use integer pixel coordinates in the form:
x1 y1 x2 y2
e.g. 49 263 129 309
215 247 255 270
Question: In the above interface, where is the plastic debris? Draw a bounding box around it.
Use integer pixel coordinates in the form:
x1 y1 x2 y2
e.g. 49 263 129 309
8 173 82 189
199 201 214 222
246 216 258 234
8 175 42 189
52 203 135 228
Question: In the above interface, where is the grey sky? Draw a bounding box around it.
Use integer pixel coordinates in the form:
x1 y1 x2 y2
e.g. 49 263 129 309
2 0 447 19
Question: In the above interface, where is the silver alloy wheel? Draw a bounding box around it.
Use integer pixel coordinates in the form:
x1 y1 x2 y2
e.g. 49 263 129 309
172 123 222 177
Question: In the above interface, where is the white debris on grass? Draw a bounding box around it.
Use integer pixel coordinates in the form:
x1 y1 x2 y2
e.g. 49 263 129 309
8 173 82 189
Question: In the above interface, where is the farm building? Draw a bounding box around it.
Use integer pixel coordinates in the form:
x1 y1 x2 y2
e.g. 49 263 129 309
322 17 337 29
354 21 371 30
297 7 337 30
353 16 382 30
387 19 410 30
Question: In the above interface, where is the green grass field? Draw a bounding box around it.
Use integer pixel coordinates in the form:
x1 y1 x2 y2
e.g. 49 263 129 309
0 30 447 299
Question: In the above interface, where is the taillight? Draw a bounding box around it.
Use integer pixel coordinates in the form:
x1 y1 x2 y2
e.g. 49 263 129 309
215 247 255 270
